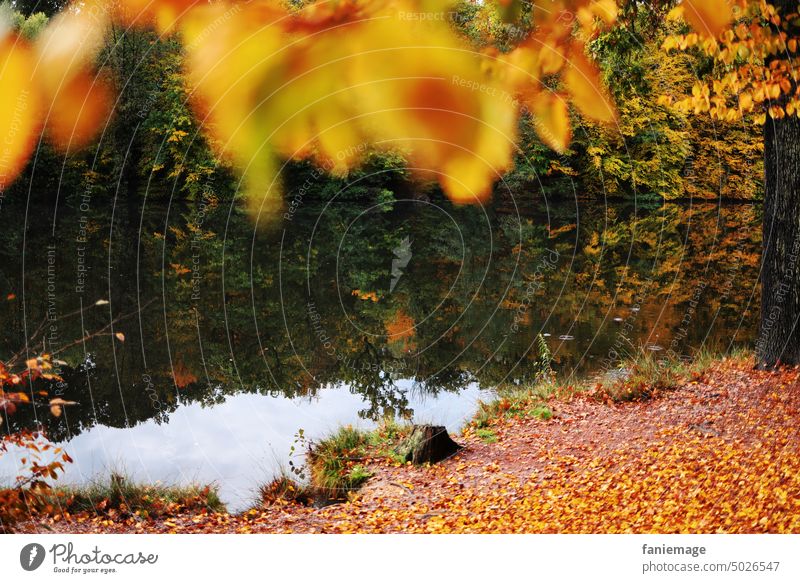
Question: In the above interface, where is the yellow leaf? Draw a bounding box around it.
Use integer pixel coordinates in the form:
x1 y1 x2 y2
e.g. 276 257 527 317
119 0 204 33
537 45 565 76
0 33 41 189
529 93 571 153
564 49 616 123
49 397 76 418
666 6 684 21
594 0 618 24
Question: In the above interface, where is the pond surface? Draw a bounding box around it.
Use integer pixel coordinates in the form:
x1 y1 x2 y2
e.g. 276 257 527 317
0 193 761 509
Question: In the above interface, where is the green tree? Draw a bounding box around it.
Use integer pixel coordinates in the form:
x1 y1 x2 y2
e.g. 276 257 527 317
9 0 63 17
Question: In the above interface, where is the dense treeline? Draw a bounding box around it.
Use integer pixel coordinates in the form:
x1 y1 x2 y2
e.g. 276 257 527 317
4 3 233 203
2 1 762 203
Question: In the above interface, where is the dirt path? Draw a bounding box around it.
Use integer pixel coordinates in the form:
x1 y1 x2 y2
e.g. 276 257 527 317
25 358 800 533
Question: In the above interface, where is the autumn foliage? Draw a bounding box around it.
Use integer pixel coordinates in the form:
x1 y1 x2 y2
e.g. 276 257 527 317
662 0 800 124
0 357 73 532
7 0 798 206
4 0 800 536
0 0 624 207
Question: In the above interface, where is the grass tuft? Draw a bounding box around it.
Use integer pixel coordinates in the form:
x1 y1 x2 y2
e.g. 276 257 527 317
475 428 498 443
470 348 753 426
473 383 555 428
39 473 225 518
530 405 553 420
307 426 373 500
256 419 414 509
594 348 751 403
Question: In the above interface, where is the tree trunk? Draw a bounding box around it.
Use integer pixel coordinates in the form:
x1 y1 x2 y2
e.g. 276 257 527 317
395 425 462 464
758 112 800 367
756 0 800 368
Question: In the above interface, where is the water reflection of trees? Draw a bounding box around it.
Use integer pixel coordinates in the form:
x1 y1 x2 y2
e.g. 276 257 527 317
0 198 759 439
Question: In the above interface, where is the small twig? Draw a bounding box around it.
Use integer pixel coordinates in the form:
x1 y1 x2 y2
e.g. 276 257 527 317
9 301 118 367
6 298 157 368
49 298 158 358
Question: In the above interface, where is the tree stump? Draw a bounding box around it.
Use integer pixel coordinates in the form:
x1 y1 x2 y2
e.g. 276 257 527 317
395 425 462 465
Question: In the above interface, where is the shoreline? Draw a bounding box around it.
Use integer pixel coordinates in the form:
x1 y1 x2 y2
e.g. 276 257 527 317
17 352 800 534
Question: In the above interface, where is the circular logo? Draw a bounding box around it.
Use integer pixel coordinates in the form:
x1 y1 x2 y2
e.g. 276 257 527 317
20 543 46 571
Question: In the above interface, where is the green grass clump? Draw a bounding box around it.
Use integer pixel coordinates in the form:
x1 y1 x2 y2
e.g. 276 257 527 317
308 426 373 500
473 383 555 428
257 420 414 509
366 417 412 465
366 416 410 447
602 353 681 402
41 473 225 518
596 347 751 402
475 428 498 443
530 405 553 420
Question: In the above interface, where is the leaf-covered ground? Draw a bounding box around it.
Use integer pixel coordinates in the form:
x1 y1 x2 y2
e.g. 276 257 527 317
23 358 800 533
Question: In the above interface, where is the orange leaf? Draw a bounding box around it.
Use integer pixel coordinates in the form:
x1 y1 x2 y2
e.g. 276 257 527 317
564 49 616 124
44 72 112 150
0 34 42 189
529 93 571 153
49 398 76 405
682 0 733 38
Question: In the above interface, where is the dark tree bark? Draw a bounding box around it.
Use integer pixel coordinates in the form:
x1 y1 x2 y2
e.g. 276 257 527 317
759 114 800 367
757 0 800 368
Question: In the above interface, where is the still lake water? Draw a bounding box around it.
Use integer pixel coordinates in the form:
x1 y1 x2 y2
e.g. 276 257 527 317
0 195 761 509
